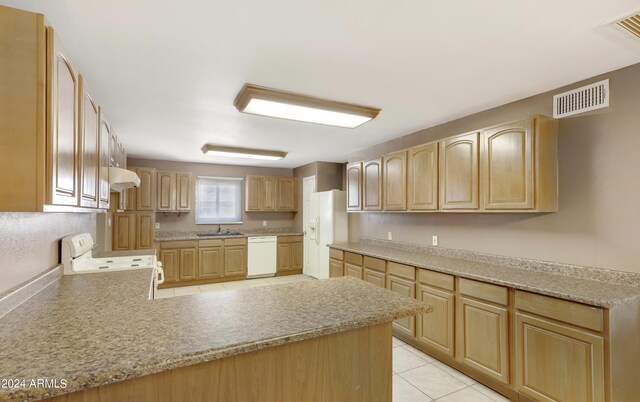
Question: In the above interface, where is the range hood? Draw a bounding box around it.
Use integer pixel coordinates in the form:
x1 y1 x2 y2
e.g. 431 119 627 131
109 167 140 192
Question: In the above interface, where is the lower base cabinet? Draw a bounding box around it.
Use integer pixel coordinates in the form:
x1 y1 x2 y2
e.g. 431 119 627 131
198 242 224 279
178 248 197 280
344 263 363 279
417 284 455 357
113 212 154 251
363 268 385 287
277 236 303 275
159 249 178 283
329 258 344 277
386 271 416 338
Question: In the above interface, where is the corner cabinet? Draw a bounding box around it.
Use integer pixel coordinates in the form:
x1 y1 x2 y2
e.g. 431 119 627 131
346 162 363 211
363 158 382 211
383 151 407 211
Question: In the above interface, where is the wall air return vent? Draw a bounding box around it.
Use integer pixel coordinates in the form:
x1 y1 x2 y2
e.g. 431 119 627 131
552 79 609 119
613 12 640 40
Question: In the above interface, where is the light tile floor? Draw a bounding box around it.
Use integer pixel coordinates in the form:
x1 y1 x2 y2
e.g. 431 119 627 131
157 277 509 402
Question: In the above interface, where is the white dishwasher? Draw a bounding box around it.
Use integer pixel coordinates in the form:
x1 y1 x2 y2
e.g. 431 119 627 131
247 236 277 278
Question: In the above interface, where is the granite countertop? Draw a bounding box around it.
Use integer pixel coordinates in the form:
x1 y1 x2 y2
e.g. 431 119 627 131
155 231 304 241
93 249 157 258
0 273 428 401
329 242 640 308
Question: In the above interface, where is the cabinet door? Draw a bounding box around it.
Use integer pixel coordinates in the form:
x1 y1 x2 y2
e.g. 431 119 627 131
136 213 154 250
47 28 79 206
482 119 534 210
387 275 416 337
363 158 382 211
456 296 509 383
344 263 363 279
136 168 156 211
408 142 438 211
159 249 178 283
224 245 246 276
198 247 224 279
263 177 278 211
277 243 292 273
291 242 303 270
329 259 344 277
363 268 385 288
383 151 407 211
515 313 604 402
245 176 262 211
124 167 137 211
113 213 136 251
418 285 454 356
78 76 99 208
98 111 110 209
440 132 479 210
176 172 192 211
346 162 362 211
109 133 117 167
179 248 197 281
157 171 176 211
276 177 295 211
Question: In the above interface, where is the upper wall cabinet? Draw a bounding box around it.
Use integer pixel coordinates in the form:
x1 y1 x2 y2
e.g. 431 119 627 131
440 132 480 210
408 142 438 211
481 116 558 212
78 75 100 209
383 150 407 211
157 171 191 212
245 176 297 212
363 158 382 211
346 162 363 211
0 5 127 212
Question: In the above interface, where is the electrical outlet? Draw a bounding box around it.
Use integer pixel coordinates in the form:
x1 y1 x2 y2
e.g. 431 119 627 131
432 235 438 246
387 232 393 240
155 223 160 230
263 220 267 227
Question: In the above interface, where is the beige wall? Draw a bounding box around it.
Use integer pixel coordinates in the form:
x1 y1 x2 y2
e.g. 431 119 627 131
349 62 640 273
128 158 297 232
0 212 96 293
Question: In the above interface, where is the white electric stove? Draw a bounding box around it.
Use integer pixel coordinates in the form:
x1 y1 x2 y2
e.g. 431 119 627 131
61 233 164 296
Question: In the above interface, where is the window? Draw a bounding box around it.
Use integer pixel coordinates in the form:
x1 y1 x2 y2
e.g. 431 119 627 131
195 177 243 224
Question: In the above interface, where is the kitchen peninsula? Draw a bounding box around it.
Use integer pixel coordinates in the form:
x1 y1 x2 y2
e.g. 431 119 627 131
0 272 429 402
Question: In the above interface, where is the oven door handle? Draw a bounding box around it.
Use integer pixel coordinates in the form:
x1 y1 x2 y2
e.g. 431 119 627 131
156 265 165 285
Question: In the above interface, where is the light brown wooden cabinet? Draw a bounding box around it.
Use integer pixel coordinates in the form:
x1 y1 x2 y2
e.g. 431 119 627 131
456 279 509 384
363 158 383 211
277 235 303 275
179 248 197 281
159 249 178 283
156 171 191 212
224 244 247 277
158 241 198 284
245 176 297 212
136 168 156 211
346 162 363 211
78 76 100 209
112 212 155 251
363 269 385 287
198 244 224 279
386 262 417 337
408 142 439 211
98 111 110 209
440 131 480 210
417 269 455 357
383 151 407 211
329 249 344 278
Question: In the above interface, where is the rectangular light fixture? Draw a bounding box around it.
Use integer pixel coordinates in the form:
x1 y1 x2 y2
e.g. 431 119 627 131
234 84 380 128
201 144 287 161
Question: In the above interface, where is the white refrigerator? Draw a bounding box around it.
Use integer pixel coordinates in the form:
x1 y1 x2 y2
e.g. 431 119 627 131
305 190 348 279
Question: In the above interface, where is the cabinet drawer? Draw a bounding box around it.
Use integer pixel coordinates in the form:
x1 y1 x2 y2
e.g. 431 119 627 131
329 248 344 261
198 239 223 247
278 235 303 243
364 256 386 272
515 291 603 332
224 237 247 246
344 252 363 266
459 278 507 306
387 261 416 281
419 269 454 291
160 240 197 249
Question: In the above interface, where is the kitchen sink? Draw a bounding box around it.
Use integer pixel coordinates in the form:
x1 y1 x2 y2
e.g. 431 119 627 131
196 232 244 237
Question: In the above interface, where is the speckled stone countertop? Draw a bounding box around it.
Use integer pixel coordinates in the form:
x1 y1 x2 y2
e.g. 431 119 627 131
155 231 303 241
0 273 428 401
329 242 640 308
93 249 157 258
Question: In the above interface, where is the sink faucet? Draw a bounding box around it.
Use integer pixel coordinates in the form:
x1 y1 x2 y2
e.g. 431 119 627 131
216 224 222 234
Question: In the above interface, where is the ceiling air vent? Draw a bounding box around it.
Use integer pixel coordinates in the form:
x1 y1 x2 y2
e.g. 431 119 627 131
614 12 640 40
552 79 609 118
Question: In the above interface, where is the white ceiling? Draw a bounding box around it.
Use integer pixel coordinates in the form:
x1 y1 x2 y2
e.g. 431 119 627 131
3 0 640 168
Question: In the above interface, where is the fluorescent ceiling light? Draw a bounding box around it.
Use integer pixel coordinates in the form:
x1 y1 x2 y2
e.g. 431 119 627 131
201 144 287 161
234 84 380 128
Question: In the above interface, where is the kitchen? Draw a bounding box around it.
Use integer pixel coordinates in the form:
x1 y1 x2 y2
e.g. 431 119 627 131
1 1 640 401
